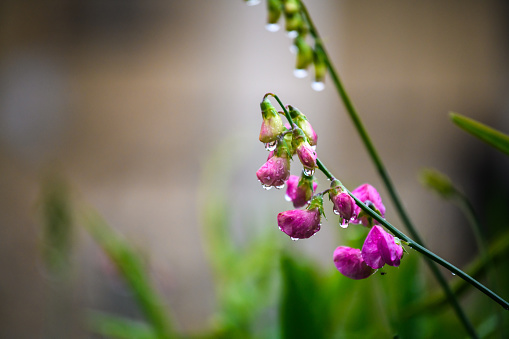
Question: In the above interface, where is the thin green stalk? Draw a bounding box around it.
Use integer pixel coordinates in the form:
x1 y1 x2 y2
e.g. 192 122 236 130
315 158 509 312
298 2 478 336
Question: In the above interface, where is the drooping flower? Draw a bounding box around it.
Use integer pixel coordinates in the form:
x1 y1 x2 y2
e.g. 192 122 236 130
277 195 323 239
288 105 317 146
259 98 285 144
361 226 403 269
292 128 317 172
333 246 375 280
257 138 291 189
329 180 356 225
351 183 385 226
285 174 318 208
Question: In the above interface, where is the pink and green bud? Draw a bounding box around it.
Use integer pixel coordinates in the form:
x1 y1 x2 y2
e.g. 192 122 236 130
259 98 285 144
333 246 375 280
329 180 355 226
293 128 317 172
288 106 317 146
285 173 318 208
361 226 403 269
351 183 386 227
277 195 324 239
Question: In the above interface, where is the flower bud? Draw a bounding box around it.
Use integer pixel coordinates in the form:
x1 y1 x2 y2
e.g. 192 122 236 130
283 0 299 14
267 0 283 25
277 195 324 239
292 128 317 172
259 98 285 144
288 106 317 146
312 50 326 91
333 246 375 280
329 181 355 226
294 36 313 76
285 173 318 208
256 141 291 189
285 12 304 37
350 183 385 227
361 226 403 269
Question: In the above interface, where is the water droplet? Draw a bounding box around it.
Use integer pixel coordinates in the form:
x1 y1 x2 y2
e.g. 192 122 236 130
290 237 299 241
340 220 349 229
311 81 325 92
262 184 272 190
287 30 298 39
289 45 298 54
265 140 277 151
245 0 260 6
265 23 280 32
284 194 292 202
311 145 317 151
451 272 456 276
303 167 315 176
293 69 308 78
275 184 285 190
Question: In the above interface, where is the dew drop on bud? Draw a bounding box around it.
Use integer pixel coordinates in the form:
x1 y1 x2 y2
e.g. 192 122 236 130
340 221 349 229
265 140 277 151
275 184 285 190
290 237 299 241
303 167 315 176
285 194 292 202
265 23 280 32
289 45 298 54
311 81 325 92
245 0 260 6
294 69 308 78
287 30 298 39
332 209 340 215
262 184 273 190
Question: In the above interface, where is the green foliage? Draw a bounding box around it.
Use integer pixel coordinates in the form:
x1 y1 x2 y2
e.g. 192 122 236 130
450 112 509 156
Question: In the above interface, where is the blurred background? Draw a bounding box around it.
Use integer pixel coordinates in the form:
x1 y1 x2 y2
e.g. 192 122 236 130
1 0 509 337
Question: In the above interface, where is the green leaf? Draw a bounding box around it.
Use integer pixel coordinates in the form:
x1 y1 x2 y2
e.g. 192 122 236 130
450 112 509 156
87 311 157 339
81 210 176 339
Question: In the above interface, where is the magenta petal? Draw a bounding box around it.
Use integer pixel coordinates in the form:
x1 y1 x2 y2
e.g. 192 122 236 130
256 155 290 187
277 208 321 239
378 229 404 267
351 184 386 226
361 226 386 269
333 246 375 280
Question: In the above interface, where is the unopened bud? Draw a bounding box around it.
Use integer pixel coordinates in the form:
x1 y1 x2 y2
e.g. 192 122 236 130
259 98 285 143
288 106 317 146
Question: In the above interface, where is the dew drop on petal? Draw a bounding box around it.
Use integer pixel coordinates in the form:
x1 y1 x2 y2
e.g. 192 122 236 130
287 30 298 39
340 220 349 229
332 209 340 215
284 194 292 202
294 69 308 78
262 184 273 190
303 167 315 176
290 237 299 241
275 183 285 190
265 140 277 151
311 81 325 91
265 23 280 32
245 0 260 6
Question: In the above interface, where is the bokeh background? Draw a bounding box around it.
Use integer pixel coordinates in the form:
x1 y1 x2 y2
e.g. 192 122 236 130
1 0 509 337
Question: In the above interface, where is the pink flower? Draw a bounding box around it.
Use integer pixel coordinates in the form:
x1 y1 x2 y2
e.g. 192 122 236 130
361 226 403 269
285 174 318 208
259 98 285 143
351 183 385 226
333 246 375 280
256 153 290 188
277 195 323 239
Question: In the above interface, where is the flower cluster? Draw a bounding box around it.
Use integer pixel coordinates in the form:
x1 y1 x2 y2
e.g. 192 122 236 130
256 94 404 280
245 0 327 91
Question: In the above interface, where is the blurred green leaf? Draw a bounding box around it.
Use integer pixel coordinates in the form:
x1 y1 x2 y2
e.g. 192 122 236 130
38 174 73 276
81 209 176 339
87 311 157 339
450 112 509 156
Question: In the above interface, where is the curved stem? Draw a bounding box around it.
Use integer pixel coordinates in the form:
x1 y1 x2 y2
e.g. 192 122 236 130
299 2 479 336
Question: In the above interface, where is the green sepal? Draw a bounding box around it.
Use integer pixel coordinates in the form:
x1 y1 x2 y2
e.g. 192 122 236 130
307 194 325 219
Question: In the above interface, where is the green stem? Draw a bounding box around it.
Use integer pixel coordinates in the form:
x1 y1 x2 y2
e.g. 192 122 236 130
299 2 479 336
316 158 509 313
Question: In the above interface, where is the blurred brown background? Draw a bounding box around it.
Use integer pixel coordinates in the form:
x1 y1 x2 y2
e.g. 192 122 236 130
1 0 508 337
